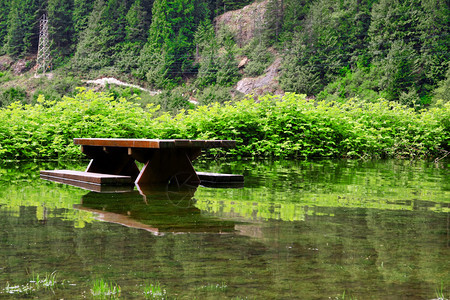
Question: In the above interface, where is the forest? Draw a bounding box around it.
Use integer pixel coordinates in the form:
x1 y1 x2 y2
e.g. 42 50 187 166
0 0 448 109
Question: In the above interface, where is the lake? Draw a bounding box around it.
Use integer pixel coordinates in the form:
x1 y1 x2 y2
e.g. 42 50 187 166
0 159 448 299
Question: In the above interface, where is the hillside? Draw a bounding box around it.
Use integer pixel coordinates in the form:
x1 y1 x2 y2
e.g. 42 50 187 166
0 0 448 109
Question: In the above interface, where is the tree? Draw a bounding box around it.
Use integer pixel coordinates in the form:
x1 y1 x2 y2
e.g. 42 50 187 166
139 0 206 88
72 0 111 70
194 18 219 87
216 35 239 86
377 40 420 102
72 0 95 42
280 0 372 95
5 0 42 57
116 0 152 72
48 0 74 58
279 0 310 44
0 0 11 51
72 0 134 71
417 0 450 96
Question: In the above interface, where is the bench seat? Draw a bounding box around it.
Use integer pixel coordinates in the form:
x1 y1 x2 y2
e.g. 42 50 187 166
40 170 133 185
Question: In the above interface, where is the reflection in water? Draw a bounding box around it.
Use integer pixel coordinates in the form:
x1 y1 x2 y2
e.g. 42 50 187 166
75 185 238 235
0 159 448 299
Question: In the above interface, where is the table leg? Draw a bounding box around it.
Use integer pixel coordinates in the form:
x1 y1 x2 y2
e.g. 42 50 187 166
135 149 200 186
82 146 140 180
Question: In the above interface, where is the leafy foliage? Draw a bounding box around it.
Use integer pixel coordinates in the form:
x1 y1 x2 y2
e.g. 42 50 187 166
0 90 447 160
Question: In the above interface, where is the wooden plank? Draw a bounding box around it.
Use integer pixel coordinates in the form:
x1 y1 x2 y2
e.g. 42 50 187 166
73 138 236 149
41 174 134 193
40 170 133 185
74 138 162 149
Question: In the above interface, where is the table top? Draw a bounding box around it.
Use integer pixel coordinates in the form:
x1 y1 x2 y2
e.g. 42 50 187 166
73 138 236 149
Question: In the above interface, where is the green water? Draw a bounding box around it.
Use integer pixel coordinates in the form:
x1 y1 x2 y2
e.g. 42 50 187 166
0 159 448 299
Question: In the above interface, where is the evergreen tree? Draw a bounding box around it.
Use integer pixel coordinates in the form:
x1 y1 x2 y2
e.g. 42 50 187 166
125 0 150 43
263 0 283 45
72 0 95 42
279 0 310 43
194 18 218 87
0 0 11 51
116 0 152 72
280 0 372 95
367 0 447 101
139 0 206 88
5 0 42 57
72 0 133 71
417 0 450 95
377 40 420 102
48 0 74 58
216 35 239 86
280 35 322 95
72 0 110 70
368 0 423 61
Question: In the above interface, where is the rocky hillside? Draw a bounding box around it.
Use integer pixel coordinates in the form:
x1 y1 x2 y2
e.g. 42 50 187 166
215 0 283 96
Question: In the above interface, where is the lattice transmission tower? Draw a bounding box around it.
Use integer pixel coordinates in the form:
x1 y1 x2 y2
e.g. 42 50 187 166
35 14 51 76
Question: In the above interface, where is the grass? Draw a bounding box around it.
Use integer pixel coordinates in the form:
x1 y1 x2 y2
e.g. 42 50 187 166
91 278 121 299
198 282 228 292
143 281 167 299
435 282 448 300
1 271 59 295
31 271 58 290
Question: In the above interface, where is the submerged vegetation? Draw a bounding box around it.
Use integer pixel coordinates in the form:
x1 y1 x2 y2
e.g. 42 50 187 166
0 89 447 160
142 281 166 299
90 279 121 299
1 272 59 296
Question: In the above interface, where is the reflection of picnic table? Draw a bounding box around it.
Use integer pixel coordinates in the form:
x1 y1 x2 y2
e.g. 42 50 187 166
75 188 237 235
41 138 243 188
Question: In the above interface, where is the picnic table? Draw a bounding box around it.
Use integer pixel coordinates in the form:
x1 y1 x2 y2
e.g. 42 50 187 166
41 138 243 190
81 138 237 185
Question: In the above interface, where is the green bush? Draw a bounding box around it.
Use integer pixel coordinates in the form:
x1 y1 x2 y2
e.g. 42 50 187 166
0 90 448 160
0 87 27 107
196 85 232 105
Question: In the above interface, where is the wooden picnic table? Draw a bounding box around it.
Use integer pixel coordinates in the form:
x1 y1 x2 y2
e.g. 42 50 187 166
73 138 236 186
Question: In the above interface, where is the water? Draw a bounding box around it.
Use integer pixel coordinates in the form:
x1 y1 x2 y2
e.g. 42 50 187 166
0 159 448 299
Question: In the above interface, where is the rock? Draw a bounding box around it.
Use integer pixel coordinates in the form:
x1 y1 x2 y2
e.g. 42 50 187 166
12 59 31 75
0 56 13 71
215 0 269 47
238 57 249 69
235 57 283 96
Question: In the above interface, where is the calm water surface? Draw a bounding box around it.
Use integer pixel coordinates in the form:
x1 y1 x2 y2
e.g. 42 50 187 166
0 159 448 299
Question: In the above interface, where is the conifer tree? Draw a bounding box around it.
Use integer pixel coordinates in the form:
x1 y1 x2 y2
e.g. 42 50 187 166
5 0 42 57
263 0 283 45
72 0 110 70
216 35 239 86
139 0 206 88
72 0 133 71
116 0 152 72
73 0 95 42
0 0 11 51
418 0 450 94
194 18 218 87
48 0 74 57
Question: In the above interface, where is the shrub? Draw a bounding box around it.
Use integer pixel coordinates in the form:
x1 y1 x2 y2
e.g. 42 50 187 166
0 87 27 107
0 90 447 160
196 86 232 105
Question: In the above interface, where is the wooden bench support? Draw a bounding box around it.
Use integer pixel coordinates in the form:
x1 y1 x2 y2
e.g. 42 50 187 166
136 149 201 186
